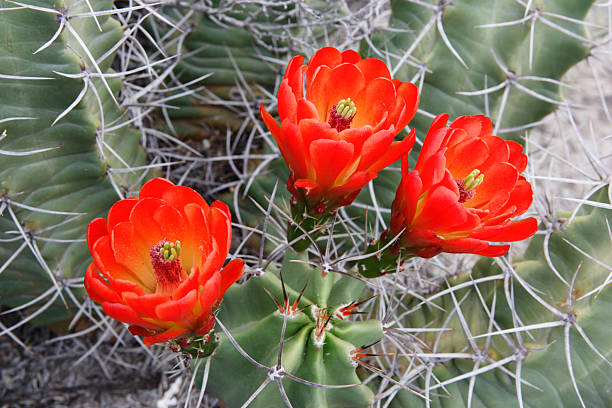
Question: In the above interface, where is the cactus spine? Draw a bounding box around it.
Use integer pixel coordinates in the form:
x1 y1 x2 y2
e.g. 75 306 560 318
0 0 149 324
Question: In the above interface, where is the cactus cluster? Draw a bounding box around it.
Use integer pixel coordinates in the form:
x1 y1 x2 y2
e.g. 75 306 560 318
0 1 611 408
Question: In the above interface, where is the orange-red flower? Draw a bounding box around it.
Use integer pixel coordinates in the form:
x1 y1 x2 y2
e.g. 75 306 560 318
388 114 537 258
84 178 243 346
260 46 420 213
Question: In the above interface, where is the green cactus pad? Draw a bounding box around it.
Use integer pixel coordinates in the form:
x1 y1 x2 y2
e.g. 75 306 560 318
149 5 283 136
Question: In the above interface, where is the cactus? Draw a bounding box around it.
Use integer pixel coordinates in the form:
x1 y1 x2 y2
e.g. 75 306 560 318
199 249 383 407
1 1 610 408
149 1 355 139
205 0 611 407
148 5 282 137
0 0 149 325
388 185 612 407
364 0 595 140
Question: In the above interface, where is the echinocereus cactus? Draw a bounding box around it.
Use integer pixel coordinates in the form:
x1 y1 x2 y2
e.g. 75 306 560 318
260 47 420 248
4 1 610 407
202 249 384 408
84 178 243 346
359 113 538 277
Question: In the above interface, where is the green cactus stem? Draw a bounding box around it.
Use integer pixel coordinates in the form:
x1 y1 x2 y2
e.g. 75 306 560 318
389 186 612 407
197 249 383 408
0 0 150 325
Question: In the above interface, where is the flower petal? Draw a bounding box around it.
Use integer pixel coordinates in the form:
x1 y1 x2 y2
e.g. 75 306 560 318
353 77 396 128
478 135 510 172
507 140 528 172
210 202 232 253
415 121 449 171
84 264 120 303
298 118 338 146
306 65 332 120
356 57 391 81
281 119 309 179
445 137 489 179
466 162 518 209
102 302 159 329
472 244 510 257
219 258 244 296
107 198 138 232
297 98 320 121
310 139 354 192
327 171 377 205
142 327 190 347
284 55 305 97
395 82 420 128
153 204 189 243
308 63 365 122
138 177 174 200
110 221 157 291
472 218 538 242
129 198 166 246
391 170 423 232
414 185 473 233
199 272 222 319
260 103 281 139
156 289 198 322
278 79 297 123
123 292 169 317
450 115 485 139
339 126 373 157
358 129 395 171
417 151 447 191
87 217 107 253
341 49 362 64
306 47 342 84
365 128 416 173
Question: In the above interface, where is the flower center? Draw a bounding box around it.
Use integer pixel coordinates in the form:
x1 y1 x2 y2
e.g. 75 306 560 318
150 239 184 293
328 98 356 132
455 169 484 203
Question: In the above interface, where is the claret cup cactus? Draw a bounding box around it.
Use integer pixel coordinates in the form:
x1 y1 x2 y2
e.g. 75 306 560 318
260 47 420 251
84 178 243 347
84 46 539 407
1 1 611 408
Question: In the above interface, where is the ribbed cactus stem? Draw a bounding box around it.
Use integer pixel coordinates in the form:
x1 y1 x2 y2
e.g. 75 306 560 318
201 249 384 407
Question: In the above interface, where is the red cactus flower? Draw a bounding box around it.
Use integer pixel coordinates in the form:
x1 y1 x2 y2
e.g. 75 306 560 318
84 178 243 346
260 46 420 214
388 114 537 259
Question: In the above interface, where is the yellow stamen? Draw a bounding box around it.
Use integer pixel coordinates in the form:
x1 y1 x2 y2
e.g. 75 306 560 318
160 240 182 261
335 98 357 119
463 169 484 191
